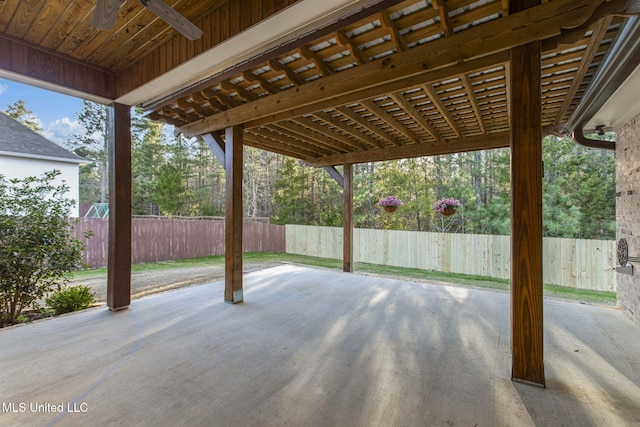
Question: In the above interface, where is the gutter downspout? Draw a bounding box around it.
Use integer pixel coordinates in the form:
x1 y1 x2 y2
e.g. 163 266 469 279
567 17 640 149
573 127 615 150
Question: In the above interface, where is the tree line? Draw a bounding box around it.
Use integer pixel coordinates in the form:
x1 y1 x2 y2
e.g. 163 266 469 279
4 100 616 239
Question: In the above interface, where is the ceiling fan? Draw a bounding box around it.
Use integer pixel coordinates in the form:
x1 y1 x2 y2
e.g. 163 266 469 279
92 0 203 40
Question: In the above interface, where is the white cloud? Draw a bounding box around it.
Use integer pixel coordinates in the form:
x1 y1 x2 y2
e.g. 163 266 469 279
0 83 8 96
40 117 83 146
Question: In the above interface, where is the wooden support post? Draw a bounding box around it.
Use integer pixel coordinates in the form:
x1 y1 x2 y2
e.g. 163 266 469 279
343 163 353 273
509 3 545 384
107 103 132 311
225 125 244 303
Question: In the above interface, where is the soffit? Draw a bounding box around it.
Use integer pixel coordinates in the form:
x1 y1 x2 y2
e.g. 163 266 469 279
587 65 640 130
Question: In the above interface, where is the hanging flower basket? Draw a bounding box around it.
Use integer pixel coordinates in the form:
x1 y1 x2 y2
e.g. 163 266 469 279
441 207 456 216
433 197 463 216
378 195 403 213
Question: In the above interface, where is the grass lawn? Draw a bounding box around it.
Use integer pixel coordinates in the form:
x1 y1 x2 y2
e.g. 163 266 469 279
72 251 617 306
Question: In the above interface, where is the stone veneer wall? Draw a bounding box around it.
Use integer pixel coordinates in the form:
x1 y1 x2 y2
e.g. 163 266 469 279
617 112 640 324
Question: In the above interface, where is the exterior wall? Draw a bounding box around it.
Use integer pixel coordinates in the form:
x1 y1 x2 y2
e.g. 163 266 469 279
616 112 640 324
0 155 81 216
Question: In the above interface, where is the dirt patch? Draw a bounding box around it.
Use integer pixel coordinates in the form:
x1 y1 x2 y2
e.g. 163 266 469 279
71 262 284 303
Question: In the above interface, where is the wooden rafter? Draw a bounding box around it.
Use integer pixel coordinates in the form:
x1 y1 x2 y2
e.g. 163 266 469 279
361 99 417 143
220 80 260 102
323 110 388 149
271 122 351 154
180 0 608 137
379 10 407 51
243 70 282 94
423 84 463 138
335 106 393 147
555 17 613 125
390 91 440 140
244 131 319 159
269 59 306 85
311 111 373 150
336 29 370 64
289 117 361 153
202 87 242 108
198 90 228 111
432 0 453 36
299 45 334 76
255 125 334 156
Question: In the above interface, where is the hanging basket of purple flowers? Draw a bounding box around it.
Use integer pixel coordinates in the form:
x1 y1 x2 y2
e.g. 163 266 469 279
378 196 403 213
433 197 463 216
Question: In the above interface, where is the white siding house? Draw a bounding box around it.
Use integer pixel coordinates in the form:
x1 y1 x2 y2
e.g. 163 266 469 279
0 112 86 217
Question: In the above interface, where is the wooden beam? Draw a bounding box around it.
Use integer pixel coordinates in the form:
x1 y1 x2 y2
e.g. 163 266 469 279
225 125 244 304
510 0 545 387
179 0 607 136
343 163 353 273
306 131 510 167
107 103 131 311
201 132 226 169
0 34 116 101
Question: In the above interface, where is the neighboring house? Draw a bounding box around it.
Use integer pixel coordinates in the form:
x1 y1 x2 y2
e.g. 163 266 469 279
0 111 86 217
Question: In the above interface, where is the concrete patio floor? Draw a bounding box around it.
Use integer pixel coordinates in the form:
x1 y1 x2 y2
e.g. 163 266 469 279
1 264 639 427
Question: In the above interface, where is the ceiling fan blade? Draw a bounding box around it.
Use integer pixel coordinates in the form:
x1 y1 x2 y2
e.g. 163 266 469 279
141 0 203 40
92 0 121 30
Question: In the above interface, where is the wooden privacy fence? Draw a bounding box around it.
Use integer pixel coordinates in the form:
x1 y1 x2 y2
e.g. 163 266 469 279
72 218 285 268
286 225 617 292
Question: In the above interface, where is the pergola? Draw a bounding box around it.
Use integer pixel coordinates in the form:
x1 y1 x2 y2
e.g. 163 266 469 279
2 0 639 388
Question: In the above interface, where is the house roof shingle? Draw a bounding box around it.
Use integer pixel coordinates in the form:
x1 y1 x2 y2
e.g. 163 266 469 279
0 112 85 163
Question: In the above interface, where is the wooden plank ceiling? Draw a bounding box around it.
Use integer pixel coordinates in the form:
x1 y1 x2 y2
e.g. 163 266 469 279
146 0 635 166
0 0 281 73
0 0 299 98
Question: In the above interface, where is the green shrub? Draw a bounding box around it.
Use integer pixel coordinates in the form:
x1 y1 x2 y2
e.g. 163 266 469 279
0 171 88 326
45 285 95 315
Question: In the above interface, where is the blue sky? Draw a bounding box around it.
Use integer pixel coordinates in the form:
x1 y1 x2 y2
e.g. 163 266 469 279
0 78 85 146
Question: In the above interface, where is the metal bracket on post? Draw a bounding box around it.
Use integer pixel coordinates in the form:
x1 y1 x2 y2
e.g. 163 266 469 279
323 166 344 187
225 289 243 304
202 132 226 169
